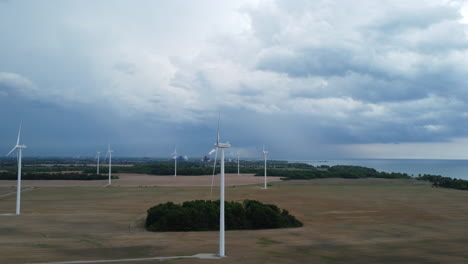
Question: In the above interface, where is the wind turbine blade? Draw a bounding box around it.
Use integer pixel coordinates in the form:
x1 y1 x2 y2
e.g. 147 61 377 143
104 151 109 160
16 121 22 146
210 147 219 198
7 146 16 156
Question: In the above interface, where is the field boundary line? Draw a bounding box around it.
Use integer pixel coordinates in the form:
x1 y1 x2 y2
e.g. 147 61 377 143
0 187 36 199
28 253 221 264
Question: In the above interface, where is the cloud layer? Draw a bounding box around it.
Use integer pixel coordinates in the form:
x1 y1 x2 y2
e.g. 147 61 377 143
1 0 468 158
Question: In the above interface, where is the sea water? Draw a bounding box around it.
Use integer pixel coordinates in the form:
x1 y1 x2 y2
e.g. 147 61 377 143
296 159 468 180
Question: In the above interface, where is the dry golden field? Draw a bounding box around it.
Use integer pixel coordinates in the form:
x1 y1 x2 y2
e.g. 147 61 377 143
0 173 283 188
1 178 468 264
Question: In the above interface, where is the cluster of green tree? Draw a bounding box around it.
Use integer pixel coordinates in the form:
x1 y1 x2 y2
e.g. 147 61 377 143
417 174 468 190
145 199 303 232
80 159 310 176
0 172 118 180
88 161 262 175
257 165 412 180
83 162 214 175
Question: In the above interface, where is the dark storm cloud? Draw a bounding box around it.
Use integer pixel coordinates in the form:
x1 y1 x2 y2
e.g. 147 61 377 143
257 47 357 77
2 0 468 158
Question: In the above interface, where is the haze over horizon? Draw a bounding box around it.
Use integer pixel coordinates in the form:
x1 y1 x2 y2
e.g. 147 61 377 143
1 0 468 160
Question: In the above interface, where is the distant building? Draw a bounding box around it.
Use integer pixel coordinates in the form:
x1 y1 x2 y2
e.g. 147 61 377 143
176 155 188 161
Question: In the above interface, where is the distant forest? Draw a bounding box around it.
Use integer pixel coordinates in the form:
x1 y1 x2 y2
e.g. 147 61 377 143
0 158 467 191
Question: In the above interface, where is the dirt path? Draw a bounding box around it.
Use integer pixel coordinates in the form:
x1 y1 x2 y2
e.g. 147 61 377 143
29 253 220 264
0 187 35 198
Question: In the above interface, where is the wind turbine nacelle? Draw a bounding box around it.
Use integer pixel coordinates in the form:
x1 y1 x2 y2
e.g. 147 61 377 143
216 142 231 148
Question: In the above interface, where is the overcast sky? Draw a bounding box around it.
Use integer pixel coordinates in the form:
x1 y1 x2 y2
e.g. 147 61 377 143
1 0 468 159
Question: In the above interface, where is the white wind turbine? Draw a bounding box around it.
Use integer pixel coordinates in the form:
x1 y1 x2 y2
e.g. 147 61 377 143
104 144 113 185
172 148 178 177
263 146 269 189
214 116 230 257
96 151 100 174
6 123 26 215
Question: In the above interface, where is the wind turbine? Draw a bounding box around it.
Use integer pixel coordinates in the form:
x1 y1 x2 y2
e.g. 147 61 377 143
214 116 230 257
263 146 268 189
96 151 100 174
104 144 113 185
172 148 178 177
6 123 26 215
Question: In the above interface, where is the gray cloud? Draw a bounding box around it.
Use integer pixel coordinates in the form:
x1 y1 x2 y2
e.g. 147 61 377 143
2 0 468 158
113 63 137 75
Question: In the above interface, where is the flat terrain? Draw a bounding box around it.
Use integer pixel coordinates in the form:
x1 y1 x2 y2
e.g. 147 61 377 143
1 178 468 264
0 173 282 187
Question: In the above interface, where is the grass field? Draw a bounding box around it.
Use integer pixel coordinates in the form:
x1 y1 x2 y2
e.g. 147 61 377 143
1 178 468 264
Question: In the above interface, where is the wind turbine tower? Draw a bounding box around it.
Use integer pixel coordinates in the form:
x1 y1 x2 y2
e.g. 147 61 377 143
105 144 113 185
6 123 26 215
215 118 230 257
263 146 269 189
96 151 100 174
172 148 178 177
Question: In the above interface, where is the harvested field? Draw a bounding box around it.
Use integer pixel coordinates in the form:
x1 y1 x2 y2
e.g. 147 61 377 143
113 173 282 187
0 187 16 196
0 174 282 187
1 178 468 264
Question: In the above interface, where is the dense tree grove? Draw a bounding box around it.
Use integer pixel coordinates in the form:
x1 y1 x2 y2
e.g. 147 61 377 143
82 160 295 175
0 172 118 180
145 200 303 232
417 174 468 190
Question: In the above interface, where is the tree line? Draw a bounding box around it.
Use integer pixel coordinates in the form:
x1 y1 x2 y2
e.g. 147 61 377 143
416 174 468 190
257 165 412 180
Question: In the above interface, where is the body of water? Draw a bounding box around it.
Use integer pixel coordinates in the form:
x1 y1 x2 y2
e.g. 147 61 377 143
295 159 468 180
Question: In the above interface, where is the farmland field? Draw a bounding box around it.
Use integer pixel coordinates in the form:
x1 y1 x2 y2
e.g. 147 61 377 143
1 178 468 264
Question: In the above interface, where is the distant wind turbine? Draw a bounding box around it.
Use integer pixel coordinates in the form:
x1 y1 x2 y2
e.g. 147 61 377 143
104 144 113 185
214 115 230 257
6 122 26 215
172 148 178 177
96 151 100 174
263 146 268 189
